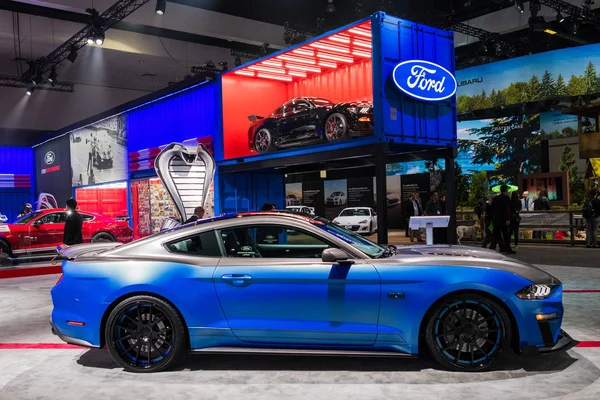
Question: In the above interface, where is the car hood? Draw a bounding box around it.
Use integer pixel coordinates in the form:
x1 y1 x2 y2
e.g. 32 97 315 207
334 216 370 224
376 245 560 285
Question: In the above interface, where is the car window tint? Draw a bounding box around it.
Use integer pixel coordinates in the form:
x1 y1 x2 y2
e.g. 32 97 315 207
81 214 95 221
38 212 67 224
220 225 333 259
165 231 221 257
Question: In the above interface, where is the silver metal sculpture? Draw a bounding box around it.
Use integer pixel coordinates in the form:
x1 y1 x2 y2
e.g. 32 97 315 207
154 143 215 229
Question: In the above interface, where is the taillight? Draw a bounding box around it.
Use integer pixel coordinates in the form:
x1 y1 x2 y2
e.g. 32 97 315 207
55 274 64 285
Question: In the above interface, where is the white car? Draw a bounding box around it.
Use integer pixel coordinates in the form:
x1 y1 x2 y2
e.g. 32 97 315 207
333 207 377 235
286 206 315 215
326 191 347 206
286 194 301 206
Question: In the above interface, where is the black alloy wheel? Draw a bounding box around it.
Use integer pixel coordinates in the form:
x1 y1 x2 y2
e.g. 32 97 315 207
324 113 349 142
91 232 116 243
105 295 186 373
254 128 275 153
425 293 511 372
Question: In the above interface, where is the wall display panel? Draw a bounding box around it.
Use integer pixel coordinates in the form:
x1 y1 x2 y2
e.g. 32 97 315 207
35 135 72 210
75 182 128 219
323 179 348 221
131 180 151 238
217 171 285 215
70 114 127 186
126 83 221 155
456 42 600 113
301 181 325 217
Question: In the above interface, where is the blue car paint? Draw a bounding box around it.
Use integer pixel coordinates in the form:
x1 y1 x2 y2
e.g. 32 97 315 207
51 256 563 355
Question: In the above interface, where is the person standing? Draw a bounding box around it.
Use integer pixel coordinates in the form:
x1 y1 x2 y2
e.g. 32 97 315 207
184 206 205 224
509 191 522 248
491 185 514 254
261 203 276 211
474 194 487 241
584 188 600 248
521 191 533 211
482 195 496 249
533 188 551 240
63 198 83 246
425 191 446 244
405 192 424 243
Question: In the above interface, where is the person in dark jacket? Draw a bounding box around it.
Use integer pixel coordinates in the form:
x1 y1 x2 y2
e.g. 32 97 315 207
63 198 83 246
508 191 522 248
491 185 514 253
425 191 446 244
405 192 424 242
585 188 600 248
533 188 551 239
184 206 205 224
482 195 496 249
261 203 276 211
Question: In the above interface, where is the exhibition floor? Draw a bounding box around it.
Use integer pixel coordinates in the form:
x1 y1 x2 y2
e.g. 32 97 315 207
0 260 599 399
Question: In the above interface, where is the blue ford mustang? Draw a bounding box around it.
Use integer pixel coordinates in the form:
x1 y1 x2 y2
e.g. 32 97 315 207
50 212 576 372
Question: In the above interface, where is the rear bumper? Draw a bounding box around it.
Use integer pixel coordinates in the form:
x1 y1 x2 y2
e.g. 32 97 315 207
50 316 98 349
522 329 579 355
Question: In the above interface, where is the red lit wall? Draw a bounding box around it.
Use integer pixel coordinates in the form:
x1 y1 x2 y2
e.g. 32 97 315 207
75 187 127 219
287 60 372 103
222 75 288 159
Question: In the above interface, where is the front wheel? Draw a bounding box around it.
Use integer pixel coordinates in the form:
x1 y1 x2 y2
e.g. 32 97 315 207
324 113 349 142
91 232 116 243
105 295 187 373
424 293 512 372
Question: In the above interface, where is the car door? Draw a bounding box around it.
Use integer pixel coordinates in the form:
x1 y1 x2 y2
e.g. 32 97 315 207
213 223 381 346
288 99 313 134
276 101 294 136
30 212 67 248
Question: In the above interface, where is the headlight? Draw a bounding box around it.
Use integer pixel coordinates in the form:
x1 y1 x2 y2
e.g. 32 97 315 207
347 107 358 113
516 284 556 300
358 220 368 224
333 219 340 224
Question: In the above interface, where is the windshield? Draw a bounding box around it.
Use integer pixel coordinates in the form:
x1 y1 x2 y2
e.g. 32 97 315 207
315 220 384 258
339 209 370 217
14 211 42 225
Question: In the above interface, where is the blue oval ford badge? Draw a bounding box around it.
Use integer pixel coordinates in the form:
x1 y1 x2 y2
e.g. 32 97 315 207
392 60 457 102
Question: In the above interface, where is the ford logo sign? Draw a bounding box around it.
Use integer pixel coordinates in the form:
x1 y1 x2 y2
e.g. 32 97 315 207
392 60 457 102
44 151 55 165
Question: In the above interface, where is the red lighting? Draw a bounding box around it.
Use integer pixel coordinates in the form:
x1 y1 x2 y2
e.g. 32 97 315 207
234 70 255 77
262 60 283 67
292 48 314 57
318 61 337 68
329 35 351 44
349 27 371 37
256 73 293 82
317 52 354 63
353 40 372 49
248 65 287 74
67 321 85 326
352 50 371 58
288 70 307 78
310 42 351 53
285 63 322 73
278 54 316 64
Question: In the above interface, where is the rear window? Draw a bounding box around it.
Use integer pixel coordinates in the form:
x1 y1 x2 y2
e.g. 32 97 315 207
165 231 221 257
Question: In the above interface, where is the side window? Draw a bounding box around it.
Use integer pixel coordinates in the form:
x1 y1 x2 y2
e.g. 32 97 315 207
293 100 310 112
38 212 66 224
81 214 95 221
165 231 221 257
219 225 335 259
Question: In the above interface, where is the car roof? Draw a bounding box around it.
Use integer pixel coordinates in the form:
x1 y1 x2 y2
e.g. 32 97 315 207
34 208 104 217
341 207 371 210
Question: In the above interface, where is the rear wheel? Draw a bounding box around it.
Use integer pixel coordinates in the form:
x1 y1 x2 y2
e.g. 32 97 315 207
91 232 116 243
105 295 186 373
254 128 275 153
324 113 349 142
0 240 11 266
424 293 511 372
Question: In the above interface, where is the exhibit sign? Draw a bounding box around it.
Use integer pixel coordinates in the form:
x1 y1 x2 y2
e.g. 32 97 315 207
34 135 72 209
392 60 457 102
520 212 570 227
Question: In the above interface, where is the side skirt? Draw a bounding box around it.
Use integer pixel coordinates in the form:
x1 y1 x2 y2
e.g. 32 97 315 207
190 347 416 358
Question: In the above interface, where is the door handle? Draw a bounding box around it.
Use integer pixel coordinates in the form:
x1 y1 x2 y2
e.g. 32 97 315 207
221 274 252 286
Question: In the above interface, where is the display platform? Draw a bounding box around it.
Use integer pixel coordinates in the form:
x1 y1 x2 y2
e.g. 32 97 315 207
0 261 61 279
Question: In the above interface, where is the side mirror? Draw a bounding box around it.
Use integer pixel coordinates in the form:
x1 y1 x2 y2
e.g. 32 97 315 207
322 248 354 264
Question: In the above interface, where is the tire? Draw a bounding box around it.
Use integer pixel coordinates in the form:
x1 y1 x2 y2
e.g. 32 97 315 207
254 128 275 153
105 295 187 373
0 239 12 258
91 232 116 243
368 222 373 235
324 113 349 142
424 292 512 372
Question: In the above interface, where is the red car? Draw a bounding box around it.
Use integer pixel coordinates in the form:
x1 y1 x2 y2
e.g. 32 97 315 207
0 208 133 260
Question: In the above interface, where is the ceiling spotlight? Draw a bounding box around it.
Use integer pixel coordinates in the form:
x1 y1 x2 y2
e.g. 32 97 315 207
326 0 336 13
94 31 105 46
87 36 94 45
66 47 78 63
515 0 524 13
48 67 57 85
556 10 565 23
156 0 166 15
26 85 35 96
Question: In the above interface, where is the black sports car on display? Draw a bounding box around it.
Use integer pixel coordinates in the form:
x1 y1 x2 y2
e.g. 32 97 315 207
248 97 374 153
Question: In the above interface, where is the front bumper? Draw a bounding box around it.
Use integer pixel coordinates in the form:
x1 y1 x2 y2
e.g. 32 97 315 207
522 329 579 355
50 316 98 348
342 223 371 233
